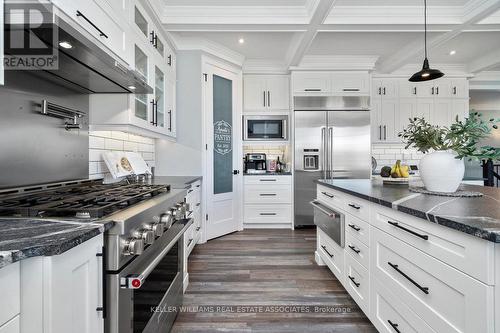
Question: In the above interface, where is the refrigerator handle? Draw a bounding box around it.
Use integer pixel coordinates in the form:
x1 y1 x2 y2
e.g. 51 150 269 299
321 127 326 179
328 127 333 179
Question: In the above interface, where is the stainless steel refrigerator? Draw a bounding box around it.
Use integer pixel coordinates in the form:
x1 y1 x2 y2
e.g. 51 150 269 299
294 96 371 227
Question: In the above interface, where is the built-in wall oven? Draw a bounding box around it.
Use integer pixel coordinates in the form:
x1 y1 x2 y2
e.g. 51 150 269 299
243 115 288 141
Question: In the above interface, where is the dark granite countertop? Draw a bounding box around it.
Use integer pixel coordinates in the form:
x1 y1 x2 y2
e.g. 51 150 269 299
316 179 500 243
148 176 202 189
0 219 113 269
244 172 292 176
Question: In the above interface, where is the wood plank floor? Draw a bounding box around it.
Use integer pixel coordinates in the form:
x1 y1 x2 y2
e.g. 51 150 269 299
171 229 377 333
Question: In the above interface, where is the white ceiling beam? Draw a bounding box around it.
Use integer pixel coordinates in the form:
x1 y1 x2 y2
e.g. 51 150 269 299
163 24 309 32
377 0 500 74
468 47 500 73
287 0 337 67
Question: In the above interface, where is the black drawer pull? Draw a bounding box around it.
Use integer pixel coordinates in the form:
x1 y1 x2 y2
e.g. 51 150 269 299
321 245 334 258
76 10 108 38
196 203 201 207
388 320 401 333
187 239 193 247
260 193 277 196
196 184 201 188
348 203 361 210
260 179 277 182
388 262 429 294
387 221 429 240
348 275 360 287
260 213 277 216
321 191 334 198
343 88 360 92
348 224 360 231
304 88 321 92
348 245 360 254
196 227 201 231
188 189 193 193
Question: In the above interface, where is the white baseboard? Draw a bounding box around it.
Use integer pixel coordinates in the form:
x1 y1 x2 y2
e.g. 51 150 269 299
315 251 325 266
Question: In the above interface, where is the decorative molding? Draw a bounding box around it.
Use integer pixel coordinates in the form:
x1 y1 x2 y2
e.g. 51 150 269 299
388 63 472 76
291 55 378 71
162 5 312 25
243 59 289 74
469 71 500 90
324 6 464 25
171 35 245 67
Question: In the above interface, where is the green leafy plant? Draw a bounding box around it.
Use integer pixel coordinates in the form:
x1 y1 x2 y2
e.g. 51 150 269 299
398 112 500 160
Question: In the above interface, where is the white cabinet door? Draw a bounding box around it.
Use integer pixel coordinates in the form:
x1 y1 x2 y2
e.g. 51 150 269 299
293 72 331 94
451 99 469 123
267 75 290 111
331 72 369 95
450 79 468 99
415 98 433 121
45 234 104 333
432 98 452 126
399 80 419 98
380 79 399 98
0 262 20 327
380 99 398 142
398 98 417 135
243 75 267 111
371 100 382 142
165 77 176 137
415 82 434 98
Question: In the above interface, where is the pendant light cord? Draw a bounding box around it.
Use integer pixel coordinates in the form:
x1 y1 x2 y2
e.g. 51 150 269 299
424 0 428 59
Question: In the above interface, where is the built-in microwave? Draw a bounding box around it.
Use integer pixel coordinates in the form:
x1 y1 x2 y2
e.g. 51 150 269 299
243 115 288 141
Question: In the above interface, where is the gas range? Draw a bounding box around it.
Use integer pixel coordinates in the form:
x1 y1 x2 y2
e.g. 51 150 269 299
0 179 192 333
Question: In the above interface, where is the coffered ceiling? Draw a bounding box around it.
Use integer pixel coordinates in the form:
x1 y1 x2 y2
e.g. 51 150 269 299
159 0 500 75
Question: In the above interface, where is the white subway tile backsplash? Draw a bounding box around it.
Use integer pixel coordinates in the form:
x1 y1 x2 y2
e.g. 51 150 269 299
372 143 425 171
88 131 155 178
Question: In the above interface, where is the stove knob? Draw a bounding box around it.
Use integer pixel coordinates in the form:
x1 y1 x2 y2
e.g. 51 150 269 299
145 223 164 237
134 229 155 245
160 212 174 228
124 238 144 256
171 207 181 221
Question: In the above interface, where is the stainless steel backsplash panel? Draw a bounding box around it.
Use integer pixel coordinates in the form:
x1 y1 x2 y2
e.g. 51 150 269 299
0 72 89 189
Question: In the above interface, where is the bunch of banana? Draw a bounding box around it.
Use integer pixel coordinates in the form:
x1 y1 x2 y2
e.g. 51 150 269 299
391 160 410 178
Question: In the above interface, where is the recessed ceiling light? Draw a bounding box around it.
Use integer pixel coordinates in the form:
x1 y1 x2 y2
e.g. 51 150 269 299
128 85 136 91
58 41 73 49
238 38 245 44
449 50 456 55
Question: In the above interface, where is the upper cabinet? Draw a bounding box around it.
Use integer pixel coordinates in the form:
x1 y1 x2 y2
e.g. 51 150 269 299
244 75 290 112
292 71 370 96
87 0 177 139
372 77 470 143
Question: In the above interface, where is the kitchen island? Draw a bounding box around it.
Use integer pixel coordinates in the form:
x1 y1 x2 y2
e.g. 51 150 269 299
313 179 500 333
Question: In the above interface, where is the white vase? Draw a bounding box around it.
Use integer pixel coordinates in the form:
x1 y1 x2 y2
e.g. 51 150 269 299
419 151 465 193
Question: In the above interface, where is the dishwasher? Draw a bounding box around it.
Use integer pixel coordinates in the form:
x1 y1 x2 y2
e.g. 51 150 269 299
310 200 345 248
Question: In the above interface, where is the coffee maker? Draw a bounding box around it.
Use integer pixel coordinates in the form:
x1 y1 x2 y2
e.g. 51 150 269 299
244 153 267 174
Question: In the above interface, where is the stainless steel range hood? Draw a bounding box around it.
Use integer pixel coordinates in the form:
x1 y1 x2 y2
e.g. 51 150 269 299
5 13 153 94
294 96 370 111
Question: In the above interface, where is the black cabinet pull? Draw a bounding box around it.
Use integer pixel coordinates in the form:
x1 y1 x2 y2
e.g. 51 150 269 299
267 91 271 107
413 87 417 95
348 224 361 231
260 179 277 182
348 245 360 254
378 87 382 95
343 88 360 92
96 247 107 318
383 87 386 95
388 320 401 333
263 91 266 107
304 88 321 92
388 262 429 294
431 87 435 95
168 55 172 66
150 100 157 126
348 275 360 287
348 203 361 210
188 239 193 247
321 245 334 258
260 193 277 196
188 189 194 193
260 213 277 216
436 87 439 95
379 125 382 140
196 203 201 207
321 191 334 198
387 221 429 240
168 110 172 131
384 125 387 140
196 227 201 231
76 10 108 38
150 30 157 47
453 86 457 95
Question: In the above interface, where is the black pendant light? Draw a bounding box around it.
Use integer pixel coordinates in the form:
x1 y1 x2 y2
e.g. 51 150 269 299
409 0 444 82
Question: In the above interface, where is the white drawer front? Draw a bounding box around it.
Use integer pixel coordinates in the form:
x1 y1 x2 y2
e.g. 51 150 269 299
0 262 20 326
317 185 344 210
343 196 370 221
0 316 20 333
345 232 369 269
186 187 201 209
244 176 292 185
345 214 370 246
244 185 292 204
372 227 494 333
371 205 494 285
345 253 369 315
317 228 345 283
371 278 437 333
244 204 292 224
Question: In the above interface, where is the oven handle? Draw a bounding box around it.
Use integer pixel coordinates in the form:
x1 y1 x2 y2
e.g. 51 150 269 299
121 219 193 289
96 246 106 318
310 201 336 218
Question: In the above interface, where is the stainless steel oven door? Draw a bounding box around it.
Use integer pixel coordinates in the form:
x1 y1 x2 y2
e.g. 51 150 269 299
106 219 192 333
310 201 345 247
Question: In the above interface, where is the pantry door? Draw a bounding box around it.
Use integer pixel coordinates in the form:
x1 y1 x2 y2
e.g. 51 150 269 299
204 62 242 240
